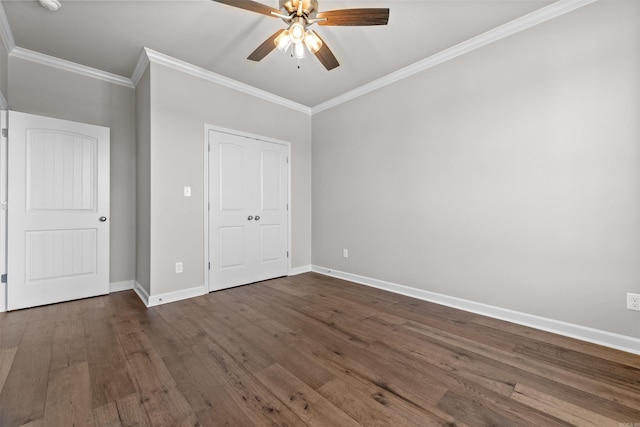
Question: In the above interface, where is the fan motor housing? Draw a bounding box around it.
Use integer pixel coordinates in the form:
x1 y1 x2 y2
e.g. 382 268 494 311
280 0 318 18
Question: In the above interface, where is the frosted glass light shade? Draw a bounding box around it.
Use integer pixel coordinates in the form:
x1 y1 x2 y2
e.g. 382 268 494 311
274 30 291 52
292 42 306 59
289 22 305 44
304 31 322 54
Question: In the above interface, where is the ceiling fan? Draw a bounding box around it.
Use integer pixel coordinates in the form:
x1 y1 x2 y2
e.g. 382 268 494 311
212 0 389 70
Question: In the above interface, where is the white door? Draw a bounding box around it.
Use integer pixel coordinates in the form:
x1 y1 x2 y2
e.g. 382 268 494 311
7 111 110 310
209 129 288 291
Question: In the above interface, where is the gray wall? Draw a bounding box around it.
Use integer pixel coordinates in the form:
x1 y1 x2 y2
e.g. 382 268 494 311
146 61 312 296
312 1 640 338
135 67 151 293
9 57 137 284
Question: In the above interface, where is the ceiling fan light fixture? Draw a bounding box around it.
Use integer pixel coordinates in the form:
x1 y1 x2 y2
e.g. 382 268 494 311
274 29 291 52
303 30 322 54
292 42 306 59
289 21 305 44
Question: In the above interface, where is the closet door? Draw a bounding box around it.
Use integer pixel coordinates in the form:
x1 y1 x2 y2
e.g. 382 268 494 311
208 130 288 291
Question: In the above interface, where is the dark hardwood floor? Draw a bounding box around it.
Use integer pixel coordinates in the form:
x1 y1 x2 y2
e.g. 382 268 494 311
1 272 640 426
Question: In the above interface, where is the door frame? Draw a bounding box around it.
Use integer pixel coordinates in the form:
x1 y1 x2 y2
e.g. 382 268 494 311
203 124 291 293
0 111 7 312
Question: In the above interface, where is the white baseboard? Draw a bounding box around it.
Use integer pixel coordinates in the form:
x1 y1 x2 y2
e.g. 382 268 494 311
0 282 5 313
289 264 312 276
133 281 150 307
110 280 134 293
311 265 640 355
133 282 207 308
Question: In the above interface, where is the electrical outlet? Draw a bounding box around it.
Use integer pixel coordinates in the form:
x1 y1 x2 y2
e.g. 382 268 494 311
175 262 183 274
343 249 349 258
627 293 640 311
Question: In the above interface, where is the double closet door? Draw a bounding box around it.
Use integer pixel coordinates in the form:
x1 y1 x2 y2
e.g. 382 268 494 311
208 129 289 291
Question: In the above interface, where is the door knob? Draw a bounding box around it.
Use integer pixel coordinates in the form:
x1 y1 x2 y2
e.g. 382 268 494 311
247 215 253 220
99 216 107 222
254 215 260 221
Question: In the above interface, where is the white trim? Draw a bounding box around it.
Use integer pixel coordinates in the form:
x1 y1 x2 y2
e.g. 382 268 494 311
287 146 292 277
10 47 134 89
146 284 207 308
311 0 598 114
144 48 311 115
289 265 311 276
203 124 210 294
130 49 150 88
204 124 292 148
0 110 6 314
110 280 134 293
0 1 16 53
204 124 292 293
311 265 640 355
133 281 150 307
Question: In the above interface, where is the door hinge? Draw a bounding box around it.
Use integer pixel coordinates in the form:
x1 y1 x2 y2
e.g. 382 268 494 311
286 203 288 211
1 201 6 210
208 262 211 270
1 128 7 138
208 143 211 152
286 157 289 164
1 274 6 283
286 251 289 258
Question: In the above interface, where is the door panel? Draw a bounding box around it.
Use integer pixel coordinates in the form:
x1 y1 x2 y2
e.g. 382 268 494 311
260 150 282 211
260 224 281 262
219 142 245 211
26 229 96 281
212 134 254 288
209 130 288 291
8 111 110 310
28 131 96 211
219 226 245 269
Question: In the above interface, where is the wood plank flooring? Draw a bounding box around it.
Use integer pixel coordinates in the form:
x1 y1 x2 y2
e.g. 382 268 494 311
1 272 640 426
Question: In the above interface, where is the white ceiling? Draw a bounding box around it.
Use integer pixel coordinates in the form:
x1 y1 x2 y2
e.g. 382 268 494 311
2 0 556 107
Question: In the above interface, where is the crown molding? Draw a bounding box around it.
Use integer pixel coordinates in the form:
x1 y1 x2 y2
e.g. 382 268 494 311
130 48 150 87
10 47 134 88
0 1 15 54
311 0 598 114
141 48 312 115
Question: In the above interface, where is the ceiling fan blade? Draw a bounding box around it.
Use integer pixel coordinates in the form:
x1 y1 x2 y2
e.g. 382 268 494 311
211 0 280 17
312 32 339 70
247 30 283 62
316 8 389 26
